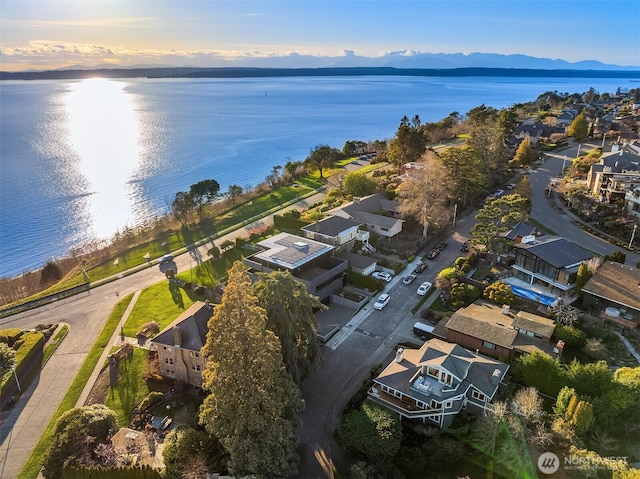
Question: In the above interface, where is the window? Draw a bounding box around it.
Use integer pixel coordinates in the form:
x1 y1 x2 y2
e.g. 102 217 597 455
439 371 453 386
430 399 438 409
483 341 496 350
192 363 201 372
472 390 485 401
445 400 453 409
427 366 439 378
190 351 200 358
165 358 174 365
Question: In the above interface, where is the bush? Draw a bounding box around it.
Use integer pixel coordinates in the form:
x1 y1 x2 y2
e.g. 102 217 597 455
137 321 160 338
138 391 165 412
553 324 587 348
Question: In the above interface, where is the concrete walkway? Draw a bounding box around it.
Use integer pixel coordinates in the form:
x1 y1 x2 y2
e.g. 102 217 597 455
614 332 640 364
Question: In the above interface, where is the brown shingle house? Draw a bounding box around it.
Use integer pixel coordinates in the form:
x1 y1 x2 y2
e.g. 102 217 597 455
581 261 640 329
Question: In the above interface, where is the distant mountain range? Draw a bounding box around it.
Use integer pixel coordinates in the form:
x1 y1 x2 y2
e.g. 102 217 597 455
1 51 638 79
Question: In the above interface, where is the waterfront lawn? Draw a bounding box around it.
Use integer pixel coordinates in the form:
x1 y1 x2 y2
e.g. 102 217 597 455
124 283 195 337
105 347 150 427
176 247 251 288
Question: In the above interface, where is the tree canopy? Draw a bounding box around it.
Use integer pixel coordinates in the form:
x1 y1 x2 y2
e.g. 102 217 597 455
386 115 428 169
341 171 377 198
190 179 221 218
305 144 343 179
568 112 589 142
252 270 325 384
471 193 530 256
438 145 489 206
199 262 302 478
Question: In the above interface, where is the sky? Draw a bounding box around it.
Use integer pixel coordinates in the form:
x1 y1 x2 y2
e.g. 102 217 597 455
1 0 639 72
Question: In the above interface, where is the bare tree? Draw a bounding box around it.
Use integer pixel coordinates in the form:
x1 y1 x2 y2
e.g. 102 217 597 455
396 152 449 238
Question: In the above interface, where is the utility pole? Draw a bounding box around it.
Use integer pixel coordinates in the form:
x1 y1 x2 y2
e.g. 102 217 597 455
630 224 638 249
453 204 458 227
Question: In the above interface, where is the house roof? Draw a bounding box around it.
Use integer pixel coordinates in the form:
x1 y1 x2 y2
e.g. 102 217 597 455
446 301 556 348
582 261 640 312
342 252 377 270
329 194 402 228
301 215 361 237
253 232 334 269
515 236 593 269
151 301 213 351
375 338 509 401
504 223 537 240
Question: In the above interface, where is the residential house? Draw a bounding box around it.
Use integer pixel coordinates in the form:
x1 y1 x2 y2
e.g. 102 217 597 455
243 232 348 301
151 301 213 388
442 301 559 361
301 215 370 253
513 120 547 146
586 141 640 203
368 338 509 428
504 223 537 244
329 193 404 239
557 111 577 127
581 261 640 329
342 251 378 276
626 185 640 218
512 236 593 300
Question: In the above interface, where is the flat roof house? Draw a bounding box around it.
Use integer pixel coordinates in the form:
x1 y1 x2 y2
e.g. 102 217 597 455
151 301 213 388
443 301 559 361
243 232 348 302
368 338 509 428
512 236 593 300
581 261 640 329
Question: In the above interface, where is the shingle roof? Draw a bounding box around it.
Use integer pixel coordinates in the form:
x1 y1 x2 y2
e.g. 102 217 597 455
582 261 640 312
152 301 213 351
515 236 593 268
504 223 537 240
446 303 518 349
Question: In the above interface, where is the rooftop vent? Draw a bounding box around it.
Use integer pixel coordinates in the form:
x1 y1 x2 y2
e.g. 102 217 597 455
395 348 404 363
491 368 503 385
521 235 536 244
292 241 309 252
501 304 511 315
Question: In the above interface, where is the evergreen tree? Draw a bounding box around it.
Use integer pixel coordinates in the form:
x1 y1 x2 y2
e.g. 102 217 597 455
252 270 325 384
199 262 302 478
438 145 489 206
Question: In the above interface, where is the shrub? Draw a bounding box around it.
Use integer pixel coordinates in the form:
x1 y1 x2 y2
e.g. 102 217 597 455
138 391 165 412
483 281 515 306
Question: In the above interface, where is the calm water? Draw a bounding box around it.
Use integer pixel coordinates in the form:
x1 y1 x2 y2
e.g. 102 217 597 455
0 75 632 276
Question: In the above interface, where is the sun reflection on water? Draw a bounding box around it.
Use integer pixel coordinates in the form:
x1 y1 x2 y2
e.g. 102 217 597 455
64 78 141 239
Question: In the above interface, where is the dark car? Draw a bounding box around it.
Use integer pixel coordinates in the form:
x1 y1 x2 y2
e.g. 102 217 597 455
414 262 428 273
460 242 469 252
436 241 448 251
426 249 439 260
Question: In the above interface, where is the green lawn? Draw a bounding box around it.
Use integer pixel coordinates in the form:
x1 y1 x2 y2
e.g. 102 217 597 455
176 247 251 288
105 348 151 427
123 283 195 337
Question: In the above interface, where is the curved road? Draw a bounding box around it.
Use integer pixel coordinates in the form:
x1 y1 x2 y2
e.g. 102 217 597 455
1 148 638 478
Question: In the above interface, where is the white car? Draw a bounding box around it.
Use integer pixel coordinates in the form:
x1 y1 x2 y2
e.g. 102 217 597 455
417 281 433 296
374 293 390 310
402 274 417 285
372 271 393 282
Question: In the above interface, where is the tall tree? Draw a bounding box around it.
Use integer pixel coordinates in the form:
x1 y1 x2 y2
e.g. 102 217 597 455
341 171 376 198
305 144 342 180
514 175 532 204
396 155 449 238
387 116 428 169
438 145 489 206
568 112 589 142
497 107 519 139
190 179 220 219
471 193 530 257
252 270 325 384
513 137 534 167
466 124 511 183
0 342 16 382
199 262 302 478
171 191 194 226
226 184 243 207
342 140 367 156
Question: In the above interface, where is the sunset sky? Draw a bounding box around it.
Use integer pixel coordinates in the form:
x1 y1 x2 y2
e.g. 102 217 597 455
1 0 639 71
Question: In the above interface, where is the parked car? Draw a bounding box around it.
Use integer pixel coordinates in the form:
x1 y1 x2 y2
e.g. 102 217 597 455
426 249 439 260
460 241 469 252
402 274 417 285
374 293 390 310
414 262 427 273
506 183 516 190
417 281 433 296
372 271 393 282
158 253 174 265
493 189 505 197
436 241 448 251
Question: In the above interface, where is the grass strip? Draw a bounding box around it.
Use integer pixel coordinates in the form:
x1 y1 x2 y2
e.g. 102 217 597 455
42 324 69 367
411 288 436 314
19 293 133 479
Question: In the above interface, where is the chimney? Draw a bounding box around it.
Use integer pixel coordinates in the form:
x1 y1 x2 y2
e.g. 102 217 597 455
173 326 182 348
395 348 404 363
553 340 565 359
501 304 511 315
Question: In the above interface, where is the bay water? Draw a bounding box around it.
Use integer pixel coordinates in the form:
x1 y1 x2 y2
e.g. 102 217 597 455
0 75 633 276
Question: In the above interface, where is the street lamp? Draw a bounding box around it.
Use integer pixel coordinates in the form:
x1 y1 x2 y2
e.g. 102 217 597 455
630 224 638 249
12 365 21 392
562 155 568 172
452 204 458 227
